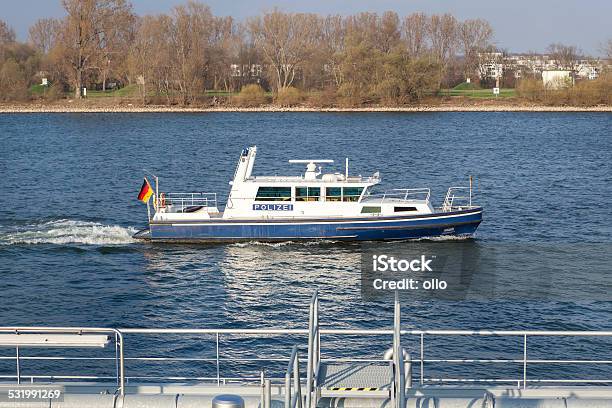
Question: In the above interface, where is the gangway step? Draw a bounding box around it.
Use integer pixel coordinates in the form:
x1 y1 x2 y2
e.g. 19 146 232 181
318 362 392 398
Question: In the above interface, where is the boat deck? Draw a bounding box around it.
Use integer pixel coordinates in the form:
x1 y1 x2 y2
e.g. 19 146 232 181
0 293 610 407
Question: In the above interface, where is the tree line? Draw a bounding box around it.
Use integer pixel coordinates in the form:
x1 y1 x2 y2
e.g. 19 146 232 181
0 0 610 106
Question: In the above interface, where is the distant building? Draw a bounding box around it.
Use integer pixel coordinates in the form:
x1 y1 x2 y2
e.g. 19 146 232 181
230 64 263 78
542 70 575 89
478 52 504 80
575 62 600 80
477 53 603 83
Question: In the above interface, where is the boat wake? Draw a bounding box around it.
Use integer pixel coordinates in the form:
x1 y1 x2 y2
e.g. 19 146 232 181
1 219 137 246
230 239 340 248
413 234 476 242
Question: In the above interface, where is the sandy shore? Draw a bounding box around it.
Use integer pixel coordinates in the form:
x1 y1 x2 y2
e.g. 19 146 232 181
0 103 610 113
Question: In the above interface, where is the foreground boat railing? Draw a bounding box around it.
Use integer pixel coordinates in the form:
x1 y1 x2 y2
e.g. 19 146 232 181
285 346 303 408
1 299 611 398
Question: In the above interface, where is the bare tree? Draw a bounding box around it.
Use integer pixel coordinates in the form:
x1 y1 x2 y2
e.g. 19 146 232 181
319 15 345 87
458 18 493 80
209 16 238 92
402 12 428 57
230 23 262 92
128 16 157 103
602 39 612 62
0 20 16 44
169 1 215 104
547 43 580 70
378 11 401 54
54 0 134 98
29 18 62 54
427 14 458 64
249 10 321 90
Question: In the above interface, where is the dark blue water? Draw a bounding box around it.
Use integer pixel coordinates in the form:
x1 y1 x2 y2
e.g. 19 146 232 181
0 112 610 385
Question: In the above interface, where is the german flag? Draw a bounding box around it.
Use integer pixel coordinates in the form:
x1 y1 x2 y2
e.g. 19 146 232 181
137 177 154 203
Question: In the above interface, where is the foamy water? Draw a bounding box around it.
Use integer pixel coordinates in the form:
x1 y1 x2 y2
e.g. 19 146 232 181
1 219 137 245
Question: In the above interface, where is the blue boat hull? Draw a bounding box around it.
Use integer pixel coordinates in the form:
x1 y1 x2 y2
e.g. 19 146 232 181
137 208 483 243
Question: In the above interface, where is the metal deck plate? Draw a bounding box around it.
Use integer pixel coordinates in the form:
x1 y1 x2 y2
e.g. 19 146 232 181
318 362 393 390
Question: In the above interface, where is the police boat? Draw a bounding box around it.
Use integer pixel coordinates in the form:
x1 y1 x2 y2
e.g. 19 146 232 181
133 146 483 242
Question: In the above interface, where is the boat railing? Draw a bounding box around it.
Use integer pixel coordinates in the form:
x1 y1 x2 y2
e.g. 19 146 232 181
1 297 611 395
365 188 431 203
1 328 611 392
285 345 303 408
251 175 380 183
305 292 320 408
160 192 218 212
441 186 475 212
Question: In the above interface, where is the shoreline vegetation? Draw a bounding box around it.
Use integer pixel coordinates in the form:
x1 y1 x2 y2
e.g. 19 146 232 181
1 2 611 112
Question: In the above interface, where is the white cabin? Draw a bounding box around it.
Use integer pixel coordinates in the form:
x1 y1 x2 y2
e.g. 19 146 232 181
152 146 435 222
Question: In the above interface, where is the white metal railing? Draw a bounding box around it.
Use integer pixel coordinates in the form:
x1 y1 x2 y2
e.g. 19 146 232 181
364 188 431 204
305 292 320 408
2 329 611 390
441 186 474 212
0 327 125 395
285 346 303 408
1 305 611 398
159 192 218 213
393 292 406 408
251 176 380 184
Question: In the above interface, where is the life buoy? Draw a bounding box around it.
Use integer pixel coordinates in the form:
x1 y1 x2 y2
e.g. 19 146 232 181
159 193 166 208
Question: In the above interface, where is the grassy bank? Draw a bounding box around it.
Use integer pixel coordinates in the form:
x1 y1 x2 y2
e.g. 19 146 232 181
6 82 611 113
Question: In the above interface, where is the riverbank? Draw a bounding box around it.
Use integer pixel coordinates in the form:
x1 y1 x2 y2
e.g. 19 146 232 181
1 101 611 113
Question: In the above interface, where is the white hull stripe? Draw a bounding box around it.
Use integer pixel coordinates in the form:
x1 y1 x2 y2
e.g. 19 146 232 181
155 210 482 228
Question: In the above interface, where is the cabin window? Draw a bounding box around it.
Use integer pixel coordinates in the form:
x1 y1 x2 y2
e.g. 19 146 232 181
255 186 292 201
394 206 418 212
361 206 381 214
326 187 342 202
343 187 364 202
296 187 320 202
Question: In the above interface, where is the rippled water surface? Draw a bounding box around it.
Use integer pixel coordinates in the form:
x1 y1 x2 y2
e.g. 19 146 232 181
0 112 610 384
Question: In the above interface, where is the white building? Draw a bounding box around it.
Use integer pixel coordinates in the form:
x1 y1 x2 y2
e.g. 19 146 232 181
575 62 600 80
542 70 574 89
230 64 263 78
478 52 504 79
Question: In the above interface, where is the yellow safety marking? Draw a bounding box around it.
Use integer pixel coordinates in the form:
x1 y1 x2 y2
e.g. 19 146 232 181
328 387 379 391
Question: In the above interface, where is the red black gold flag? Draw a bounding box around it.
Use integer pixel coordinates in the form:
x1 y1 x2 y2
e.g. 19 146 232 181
138 178 154 203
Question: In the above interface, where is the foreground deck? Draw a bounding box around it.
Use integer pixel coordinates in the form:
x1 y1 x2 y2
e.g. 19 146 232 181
0 293 610 407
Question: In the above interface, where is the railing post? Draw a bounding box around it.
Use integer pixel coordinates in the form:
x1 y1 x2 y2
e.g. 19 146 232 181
15 346 20 385
469 176 473 207
216 333 220 386
115 333 120 386
285 371 291 408
115 330 125 397
393 292 405 408
523 334 527 390
306 292 318 408
260 371 265 408
420 334 424 386
315 296 320 403
294 355 302 408
405 352 412 389
265 379 272 408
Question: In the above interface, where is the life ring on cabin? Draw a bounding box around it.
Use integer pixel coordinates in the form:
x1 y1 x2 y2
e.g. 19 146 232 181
159 193 166 208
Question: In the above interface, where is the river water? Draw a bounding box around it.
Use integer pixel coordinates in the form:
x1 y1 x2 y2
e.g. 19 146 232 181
0 112 610 384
